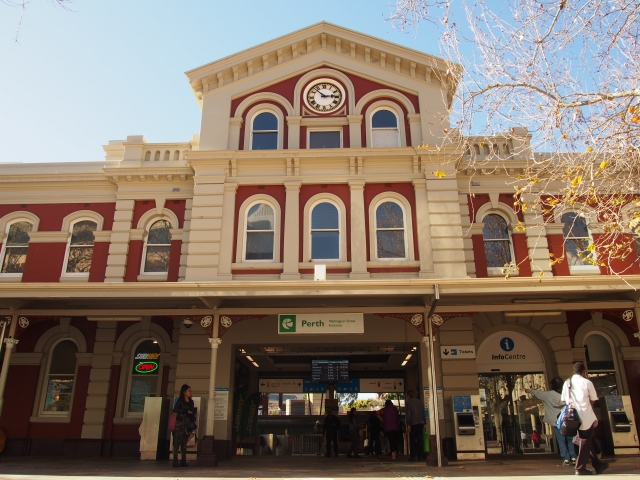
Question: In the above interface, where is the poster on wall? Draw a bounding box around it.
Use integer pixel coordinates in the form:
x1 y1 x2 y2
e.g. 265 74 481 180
214 388 229 421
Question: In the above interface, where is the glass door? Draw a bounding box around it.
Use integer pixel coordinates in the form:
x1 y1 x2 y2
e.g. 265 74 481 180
478 373 548 455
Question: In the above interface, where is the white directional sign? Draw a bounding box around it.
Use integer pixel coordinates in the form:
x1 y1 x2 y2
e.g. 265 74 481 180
258 379 304 393
359 378 404 393
440 345 476 359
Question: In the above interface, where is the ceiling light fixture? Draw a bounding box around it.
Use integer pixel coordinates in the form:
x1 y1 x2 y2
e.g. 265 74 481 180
246 355 254 362
252 361 259 368
401 360 408 366
404 354 413 361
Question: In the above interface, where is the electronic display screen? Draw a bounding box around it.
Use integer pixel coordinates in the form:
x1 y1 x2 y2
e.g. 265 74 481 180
311 359 349 382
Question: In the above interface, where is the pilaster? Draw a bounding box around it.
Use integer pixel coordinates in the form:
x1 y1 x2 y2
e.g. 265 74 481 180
104 199 135 282
412 179 434 276
287 116 302 149
347 115 363 148
407 114 422 147
227 117 243 150
281 182 301 280
348 180 370 279
178 199 192 281
217 183 239 280
522 207 553 276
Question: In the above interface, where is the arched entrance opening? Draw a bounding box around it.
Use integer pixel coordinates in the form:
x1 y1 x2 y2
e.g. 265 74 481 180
476 332 548 456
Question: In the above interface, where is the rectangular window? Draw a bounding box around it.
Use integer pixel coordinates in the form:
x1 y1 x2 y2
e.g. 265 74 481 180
309 130 341 149
311 231 340 259
252 132 278 150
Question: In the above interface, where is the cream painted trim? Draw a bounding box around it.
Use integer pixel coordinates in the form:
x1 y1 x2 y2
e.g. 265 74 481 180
59 275 89 282
368 192 414 261
27 232 70 243
553 204 598 225
235 194 282 264
137 273 169 282
0 275 22 282
568 265 601 275
367 260 420 268
293 68 356 115
243 105 285 151
129 229 145 241
355 88 416 115
487 266 519 277
169 228 184 241
476 202 519 226
61 210 105 232
299 261 351 269
300 117 349 127
231 262 284 270
365 102 405 148
0 211 40 233
136 209 180 230
30 416 71 423
10 352 44 365
112 417 143 425
544 224 565 235
303 193 348 262
93 231 112 242
234 91 294 117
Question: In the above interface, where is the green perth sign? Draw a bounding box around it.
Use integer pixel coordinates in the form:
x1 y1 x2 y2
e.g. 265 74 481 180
278 313 364 334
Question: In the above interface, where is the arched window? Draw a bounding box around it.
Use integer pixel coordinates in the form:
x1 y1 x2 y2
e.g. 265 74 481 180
42 340 78 414
584 333 618 397
251 112 278 150
64 220 97 274
1 221 32 274
127 339 161 413
244 202 275 261
310 202 340 260
482 214 513 268
371 109 400 148
561 212 593 267
142 219 172 273
375 201 406 259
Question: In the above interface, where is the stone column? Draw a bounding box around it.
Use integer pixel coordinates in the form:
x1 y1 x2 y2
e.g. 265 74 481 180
281 182 301 280
412 179 434 276
104 199 135 282
205 337 222 436
407 114 422 147
348 180 370 279
522 197 553 276
217 183 238 280
347 115 363 148
287 117 302 149
81 321 117 440
0 315 18 416
227 117 243 150
178 199 192 281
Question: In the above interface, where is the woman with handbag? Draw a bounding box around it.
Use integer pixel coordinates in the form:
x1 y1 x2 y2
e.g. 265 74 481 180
382 399 401 460
172 384 196 468
561 362 608 476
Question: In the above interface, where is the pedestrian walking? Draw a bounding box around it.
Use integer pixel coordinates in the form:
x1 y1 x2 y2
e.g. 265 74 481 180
172 384 196 468
313 420 323 455
346 407 361 458
323 408 341 457
526 377 576 465
367 410 382 456
382 399 401 460
561 362 609 476
405 390 426 461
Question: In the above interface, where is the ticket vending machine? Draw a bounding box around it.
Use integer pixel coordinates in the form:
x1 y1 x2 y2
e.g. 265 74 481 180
452 395 485 460
599 395 640 456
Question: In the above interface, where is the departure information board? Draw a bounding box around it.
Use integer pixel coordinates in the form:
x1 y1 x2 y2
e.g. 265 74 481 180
312 359 349 382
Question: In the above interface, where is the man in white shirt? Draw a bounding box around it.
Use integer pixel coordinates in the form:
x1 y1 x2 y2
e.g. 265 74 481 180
561 362 608 476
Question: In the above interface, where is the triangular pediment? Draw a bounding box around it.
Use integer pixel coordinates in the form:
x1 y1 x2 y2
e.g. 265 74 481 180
185 22 459 105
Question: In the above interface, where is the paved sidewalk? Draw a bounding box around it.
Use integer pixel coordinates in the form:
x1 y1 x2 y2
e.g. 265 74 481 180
0 454 639 479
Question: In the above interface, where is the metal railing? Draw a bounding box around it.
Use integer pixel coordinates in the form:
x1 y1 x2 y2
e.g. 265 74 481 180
291 434 323 455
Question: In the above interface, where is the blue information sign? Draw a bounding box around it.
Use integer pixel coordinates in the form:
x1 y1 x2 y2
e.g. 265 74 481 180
336 379 360 393
303 379 327 393
452 395 472 412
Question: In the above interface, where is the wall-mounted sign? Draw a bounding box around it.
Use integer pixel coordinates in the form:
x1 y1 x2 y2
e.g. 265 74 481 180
303 379 327 393
440 345 476 359
278 313 364 334
336 379 360 393
359 378 404 393
476 331 545 373
135 361 159 374
259 379 304 393
214 388 229 420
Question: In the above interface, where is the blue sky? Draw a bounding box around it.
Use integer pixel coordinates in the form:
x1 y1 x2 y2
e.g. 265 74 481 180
0 1 443 163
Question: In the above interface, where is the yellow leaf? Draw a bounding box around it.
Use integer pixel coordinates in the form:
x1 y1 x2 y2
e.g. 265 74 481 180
432 170 446 179
599 161 608 169
571 176 582 186
586 146 594 153
561 134 567 139
632 116 640 124
514 222 526 232
587 243 596 251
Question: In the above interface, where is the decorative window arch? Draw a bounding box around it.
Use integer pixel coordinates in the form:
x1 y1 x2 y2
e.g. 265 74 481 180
480 213 515 270
0 211 39 276
243 105 285 150
141 219 173 274
41 339 79 415
583 332 619 397
236 196 281 263
559 210 600 274
250 111 279 150
368 192 415 262
303 194 348 262
364 100 407 148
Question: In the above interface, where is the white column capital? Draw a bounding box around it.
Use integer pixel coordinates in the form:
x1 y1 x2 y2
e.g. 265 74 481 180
347 114 363 124
286 116 302 125
209 337 222 348
284 181 302 192
4 338 18 348
422 336 430 348
229 117 243 127
223 182 239 193
412 178 427 189
348 179 366 190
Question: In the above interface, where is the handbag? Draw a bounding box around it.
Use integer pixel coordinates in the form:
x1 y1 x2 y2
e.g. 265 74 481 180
559 378 581 437
168 413 177 432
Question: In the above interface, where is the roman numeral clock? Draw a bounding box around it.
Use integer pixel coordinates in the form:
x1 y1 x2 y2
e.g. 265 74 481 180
303 78 345 113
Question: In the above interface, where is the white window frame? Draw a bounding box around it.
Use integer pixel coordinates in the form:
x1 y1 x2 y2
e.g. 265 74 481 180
39 338 79 417
61 218 99 279
559 210 600 275
583 332 620 396
244 106 284 151
307 127 343 149
372 198 409 262
242 200 278 262
140 218 173 276
303 195 347 263
235 195 282 264
370 107 401 148
0 217 36 279
364 100 407 148
480 212 516 276
368 194 415 262
250 109 280 151
124 338 163 418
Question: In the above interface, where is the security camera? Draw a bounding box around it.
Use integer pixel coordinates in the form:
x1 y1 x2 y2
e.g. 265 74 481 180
183 319 193 329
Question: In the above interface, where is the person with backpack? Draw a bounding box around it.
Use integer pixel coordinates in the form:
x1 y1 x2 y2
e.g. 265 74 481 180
561 362 608 476
526 377 576 465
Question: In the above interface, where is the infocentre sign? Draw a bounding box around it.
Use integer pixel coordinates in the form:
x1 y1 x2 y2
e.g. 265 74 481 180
476 331 545 373
278 313 364 334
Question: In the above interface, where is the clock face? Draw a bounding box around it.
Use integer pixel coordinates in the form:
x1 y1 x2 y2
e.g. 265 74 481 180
304 79 345 113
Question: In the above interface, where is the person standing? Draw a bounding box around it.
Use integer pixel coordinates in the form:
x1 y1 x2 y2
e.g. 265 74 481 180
526 377 576 466
531 430 541 449
313 420 323 455
520 430 528 448
323 408 341 457
405 390 426 461
382 399 401 460
172 384 195 468
367 410 382 456
346 407 361 458
561 362 608 476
